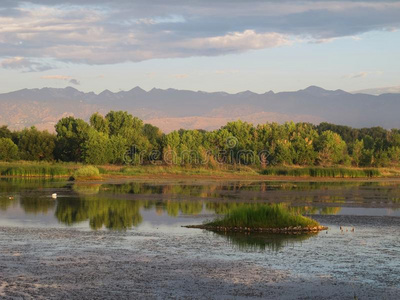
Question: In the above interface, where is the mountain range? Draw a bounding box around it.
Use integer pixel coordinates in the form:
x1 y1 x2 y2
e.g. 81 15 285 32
1 86 400 132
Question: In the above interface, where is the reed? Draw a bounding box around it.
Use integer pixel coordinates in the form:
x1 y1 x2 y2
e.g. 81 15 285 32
261 167 380 178
0 163 71 177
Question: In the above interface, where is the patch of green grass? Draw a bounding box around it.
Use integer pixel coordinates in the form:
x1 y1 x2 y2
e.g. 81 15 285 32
206 204 320 228
260 167 381 178
118 165 259 176
0 162 71 177
72 166 101 180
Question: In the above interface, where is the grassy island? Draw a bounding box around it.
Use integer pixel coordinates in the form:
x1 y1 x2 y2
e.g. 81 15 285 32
185 204 327 233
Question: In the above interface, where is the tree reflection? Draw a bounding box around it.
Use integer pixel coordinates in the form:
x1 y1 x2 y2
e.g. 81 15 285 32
55 196 143 230
20 196 56 214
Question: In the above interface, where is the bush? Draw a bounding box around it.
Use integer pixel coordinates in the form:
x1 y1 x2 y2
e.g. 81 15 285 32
72 166 101 180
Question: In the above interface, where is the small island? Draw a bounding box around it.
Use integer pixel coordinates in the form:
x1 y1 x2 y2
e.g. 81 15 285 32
184 204 328 233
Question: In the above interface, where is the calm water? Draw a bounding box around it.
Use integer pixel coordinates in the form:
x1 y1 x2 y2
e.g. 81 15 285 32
1 179 400 232
1 178 400 298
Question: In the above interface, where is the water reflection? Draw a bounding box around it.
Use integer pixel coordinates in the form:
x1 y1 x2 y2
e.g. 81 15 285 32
0 179 399 231
55 196 143 230
214 231 317 252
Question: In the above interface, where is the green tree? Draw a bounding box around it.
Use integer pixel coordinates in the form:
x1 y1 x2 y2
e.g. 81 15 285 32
388 146 400 165
0 126 12 139
55 117 90 162
143 123 163 150
106 111 151 155
290 123 318 165
18 127 56 161
82 129 112 165
0 138 19 161
90 112 109 135
315 131 347 166
109 135 128 164
352 140 364 167
106 111 141 141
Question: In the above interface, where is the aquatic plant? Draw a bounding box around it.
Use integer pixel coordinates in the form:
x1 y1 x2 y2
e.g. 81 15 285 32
0 163 70 177
205 204 320 229
260 167 380 178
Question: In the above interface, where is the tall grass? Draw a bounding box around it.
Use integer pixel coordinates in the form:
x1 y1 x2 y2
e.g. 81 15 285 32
261 167 380 178
206 204 320 228
119 165 259 176
0 163 70 177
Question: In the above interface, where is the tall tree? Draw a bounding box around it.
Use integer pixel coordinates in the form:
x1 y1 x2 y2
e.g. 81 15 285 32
55 117 89 162
315 131 347 166
90 112 109 135
82 128 111 165
0 138 19 161
18 127 56 161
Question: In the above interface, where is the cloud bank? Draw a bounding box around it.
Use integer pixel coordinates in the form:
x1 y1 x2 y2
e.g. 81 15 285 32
0 1 399 67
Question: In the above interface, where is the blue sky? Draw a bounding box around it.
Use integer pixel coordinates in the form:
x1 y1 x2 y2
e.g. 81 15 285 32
0 0 399 94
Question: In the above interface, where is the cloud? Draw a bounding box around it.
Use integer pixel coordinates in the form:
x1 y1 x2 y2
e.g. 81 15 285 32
352 85 400 95
0 1 399 64
69 78 80 85
41 74 80 85
0 56 53 72
186 30 291 52
41 75 71 80
173 74 188 79
344 71 383 79
215 69 240 75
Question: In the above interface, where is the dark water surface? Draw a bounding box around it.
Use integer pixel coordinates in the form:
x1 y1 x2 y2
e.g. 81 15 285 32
0 179 399 299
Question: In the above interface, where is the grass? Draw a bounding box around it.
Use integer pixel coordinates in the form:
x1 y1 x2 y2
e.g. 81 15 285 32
0 161 391 179
115 165 259 176
72 166 101 180
0 161 71 177
206 204 320 229
260 167 381 178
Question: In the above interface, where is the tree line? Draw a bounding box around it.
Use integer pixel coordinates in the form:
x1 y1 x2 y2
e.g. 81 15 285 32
1 110 400 167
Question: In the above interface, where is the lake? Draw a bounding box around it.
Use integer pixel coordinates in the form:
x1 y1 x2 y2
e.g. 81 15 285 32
0 178 399 299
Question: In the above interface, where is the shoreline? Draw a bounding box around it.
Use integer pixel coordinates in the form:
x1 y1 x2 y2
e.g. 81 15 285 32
184 224 328 233
3 173 400 182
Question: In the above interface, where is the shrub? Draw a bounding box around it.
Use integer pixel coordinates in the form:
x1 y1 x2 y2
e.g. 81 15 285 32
72 166 101 180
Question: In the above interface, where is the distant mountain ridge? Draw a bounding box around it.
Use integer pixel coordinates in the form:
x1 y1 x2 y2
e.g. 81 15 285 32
1 86 400 132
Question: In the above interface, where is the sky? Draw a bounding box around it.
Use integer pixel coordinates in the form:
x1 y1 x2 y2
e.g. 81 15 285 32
0 0 399 94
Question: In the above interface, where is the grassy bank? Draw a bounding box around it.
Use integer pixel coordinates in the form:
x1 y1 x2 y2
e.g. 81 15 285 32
0 161 398 179
206 204 320 229
0 162 74 177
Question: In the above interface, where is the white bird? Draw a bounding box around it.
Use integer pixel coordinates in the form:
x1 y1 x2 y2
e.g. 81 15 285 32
52 193 57 199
